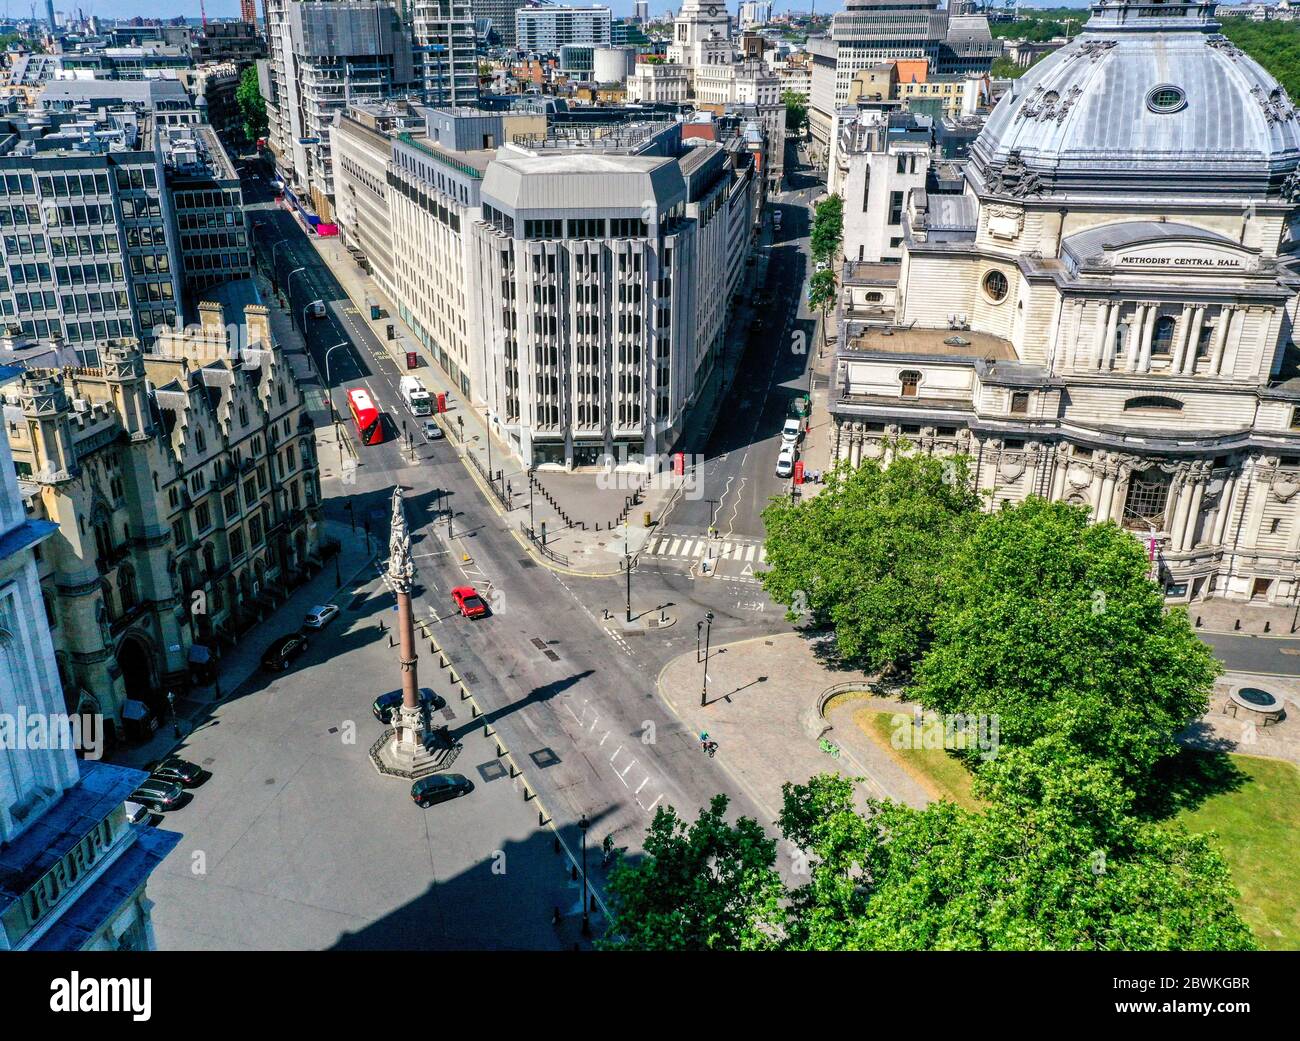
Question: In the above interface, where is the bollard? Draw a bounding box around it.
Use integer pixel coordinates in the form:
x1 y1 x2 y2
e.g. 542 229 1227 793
472 703 481 718
1196 615 1202 628
1235 619 1241 630
524 786 533 802
388 633 394 648
449 670 460 684
459 683 469 700
509 762 517 778
540 810 549 827
1265 621 1271 633
379 618 386 633
496 744 505 757
660 609 667 623
554 836 562 854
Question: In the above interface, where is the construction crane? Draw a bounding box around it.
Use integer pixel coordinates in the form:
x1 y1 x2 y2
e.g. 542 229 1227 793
200 0 207 28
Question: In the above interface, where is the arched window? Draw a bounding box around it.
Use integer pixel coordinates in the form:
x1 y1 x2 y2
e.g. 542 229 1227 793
1153 315 1176 354
118 566 138 613
92 508 112 564
899 370 921 397
203 542 216 576
1124 395 1184 412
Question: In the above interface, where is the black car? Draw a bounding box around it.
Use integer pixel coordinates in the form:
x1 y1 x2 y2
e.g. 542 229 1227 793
150 756 203 787
130 778 185 812
411 773 473 808
261 633 308 672
372 688 446 724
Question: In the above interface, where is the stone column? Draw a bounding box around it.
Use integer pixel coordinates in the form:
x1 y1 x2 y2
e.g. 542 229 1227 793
1138 304 1157 373
1096 464 1118 523
1209 306 1234 377
1181 469 1207 551
1110 465 1130 523
1169 470 1195 547
1102 302 1119 371
1211 470 1237 546
1170 303 1194 374
1090 301 1109 371
1125 304 1145 372
1088 465 1107 521
1182 306 1206 375
1050 451 1068 501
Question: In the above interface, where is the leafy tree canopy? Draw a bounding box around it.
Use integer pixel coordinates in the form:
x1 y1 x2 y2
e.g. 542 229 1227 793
781 89 808 133
810 193 843 263
760 451 981 674
236 65 268 143
778 758 1255 951
602 795 785 950
913 498 1220 787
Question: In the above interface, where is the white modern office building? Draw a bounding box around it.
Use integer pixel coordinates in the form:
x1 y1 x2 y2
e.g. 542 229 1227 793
516 5 613 51
830 0 1300 605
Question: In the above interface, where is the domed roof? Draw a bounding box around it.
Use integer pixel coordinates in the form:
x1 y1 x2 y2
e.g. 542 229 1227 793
971 0 1300 201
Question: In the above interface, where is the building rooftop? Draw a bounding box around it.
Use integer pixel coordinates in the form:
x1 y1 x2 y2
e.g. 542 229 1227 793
846 324 1015 361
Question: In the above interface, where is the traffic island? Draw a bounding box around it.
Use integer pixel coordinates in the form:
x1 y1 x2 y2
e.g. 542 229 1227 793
601 606 678 632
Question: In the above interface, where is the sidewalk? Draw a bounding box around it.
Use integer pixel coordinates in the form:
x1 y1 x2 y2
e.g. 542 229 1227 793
108 516 376 771
299 220 774 577
1178 671 1300 768
655 630 927 822
1188 597 1300 638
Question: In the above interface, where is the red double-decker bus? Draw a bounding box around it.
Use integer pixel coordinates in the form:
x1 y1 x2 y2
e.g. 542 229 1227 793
346 387 386 445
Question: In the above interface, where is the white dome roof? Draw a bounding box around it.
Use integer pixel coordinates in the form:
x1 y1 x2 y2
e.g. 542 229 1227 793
971 1 1300 200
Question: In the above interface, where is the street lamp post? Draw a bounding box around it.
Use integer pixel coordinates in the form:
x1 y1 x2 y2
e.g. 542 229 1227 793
578 813 591 937
285 265 306 314
167 690 180 738
700 611 714 707
696 619 703 663
527 466 535 537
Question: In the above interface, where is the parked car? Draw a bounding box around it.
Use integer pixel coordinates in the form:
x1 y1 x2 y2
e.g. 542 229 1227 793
303 604 340 629
150 756 203 787
411 773 473 808
372 689 446 724
775 443 796 479
129 778 184 812
781 418 803 445
123 800 151 825
452 586 489 619
422 419 443 440
261 633 309 672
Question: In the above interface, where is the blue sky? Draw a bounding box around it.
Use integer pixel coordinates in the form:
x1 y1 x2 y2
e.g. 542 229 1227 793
38 1 1102 23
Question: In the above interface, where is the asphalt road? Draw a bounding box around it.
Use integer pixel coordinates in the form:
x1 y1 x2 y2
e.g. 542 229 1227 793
659 154 821 541
237 165 801 892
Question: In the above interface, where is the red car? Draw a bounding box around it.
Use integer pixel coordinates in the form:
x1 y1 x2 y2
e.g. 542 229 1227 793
452 586 488 619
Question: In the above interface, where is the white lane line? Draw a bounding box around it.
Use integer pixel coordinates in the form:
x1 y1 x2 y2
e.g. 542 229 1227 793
609 744 625 765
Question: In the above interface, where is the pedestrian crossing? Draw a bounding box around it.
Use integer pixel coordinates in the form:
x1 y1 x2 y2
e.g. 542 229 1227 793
646 535 767 563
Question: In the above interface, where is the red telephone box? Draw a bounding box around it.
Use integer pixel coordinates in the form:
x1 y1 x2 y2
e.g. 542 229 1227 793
436 392 447 413
793 460 805 485
405 351 417 369
673 451 685 476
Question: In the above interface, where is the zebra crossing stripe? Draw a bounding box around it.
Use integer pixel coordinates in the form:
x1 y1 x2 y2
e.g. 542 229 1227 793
681 539 698 557
650 537 664 555
668 539 682 556
743 545 756 561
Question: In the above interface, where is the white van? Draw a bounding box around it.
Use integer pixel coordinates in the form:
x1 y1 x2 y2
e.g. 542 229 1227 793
775 443 795 478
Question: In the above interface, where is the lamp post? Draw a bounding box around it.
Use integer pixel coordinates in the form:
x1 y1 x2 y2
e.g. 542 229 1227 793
527 466 536 537
302 298 323 331
578 813 591 937
167 690 180 738
622 523 633 624
700 611 714 707
696 618 703 663
285 265 306 314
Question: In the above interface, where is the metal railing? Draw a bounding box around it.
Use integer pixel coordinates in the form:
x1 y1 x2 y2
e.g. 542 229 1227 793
519 520 570 567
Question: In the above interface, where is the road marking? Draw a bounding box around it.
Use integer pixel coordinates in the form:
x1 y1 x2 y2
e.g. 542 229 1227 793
668 538 682 555
743 544 756 561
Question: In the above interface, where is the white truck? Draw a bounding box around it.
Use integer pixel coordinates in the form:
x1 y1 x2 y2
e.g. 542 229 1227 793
399 375 432 417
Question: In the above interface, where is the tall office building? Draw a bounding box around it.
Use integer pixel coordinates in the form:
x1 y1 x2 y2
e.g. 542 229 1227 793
807 0 997 167
263 0 418 220
45 0 56 31
516 5 613 51
635 0 649 23
412 0 481 104
473 0 527 47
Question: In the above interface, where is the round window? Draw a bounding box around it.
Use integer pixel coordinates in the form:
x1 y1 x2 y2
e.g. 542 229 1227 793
983 270 1009 303
1146 85 1187 114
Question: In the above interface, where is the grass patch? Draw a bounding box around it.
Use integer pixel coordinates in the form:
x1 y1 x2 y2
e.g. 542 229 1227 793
1172 752 1300 951
854 707 983 811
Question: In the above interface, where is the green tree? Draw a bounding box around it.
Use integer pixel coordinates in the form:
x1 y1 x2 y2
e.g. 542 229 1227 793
779 760 1256 951
807 265 837 344
913 498 1220 787
602 795 785 950
760 450 981 673
1218 17 1300 98
809 193 843 264
991 56 1030 79
781 89 808 134
236 65 268 143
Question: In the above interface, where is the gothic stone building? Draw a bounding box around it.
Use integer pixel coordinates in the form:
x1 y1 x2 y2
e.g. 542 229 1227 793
830 0 1300 604
2 302 322 739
